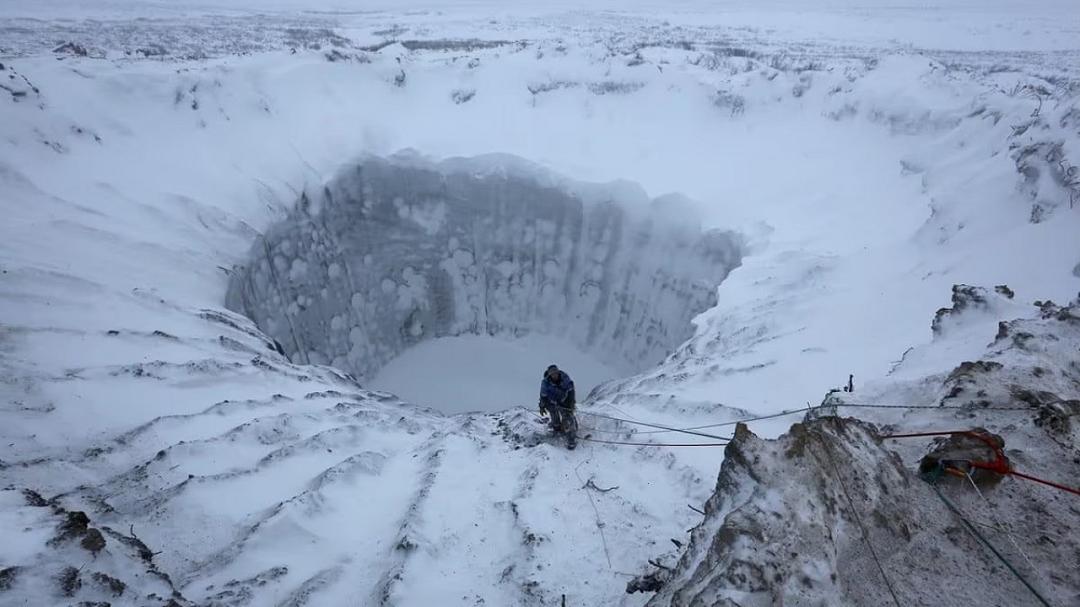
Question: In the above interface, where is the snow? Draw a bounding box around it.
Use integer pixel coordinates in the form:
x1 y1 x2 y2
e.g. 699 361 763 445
1 0 1079 605
0 491 55 564
369 334 623 413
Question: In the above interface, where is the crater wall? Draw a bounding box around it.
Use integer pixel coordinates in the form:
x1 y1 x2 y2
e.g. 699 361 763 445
226 155 743 381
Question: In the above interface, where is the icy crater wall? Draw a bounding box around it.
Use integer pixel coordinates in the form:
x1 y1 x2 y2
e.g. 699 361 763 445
226 156 743 381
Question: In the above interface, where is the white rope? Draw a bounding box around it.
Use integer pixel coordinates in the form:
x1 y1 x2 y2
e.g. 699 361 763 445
964 471 1044 585
574 460 613 570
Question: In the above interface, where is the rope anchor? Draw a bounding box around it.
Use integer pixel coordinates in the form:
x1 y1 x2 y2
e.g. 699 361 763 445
882 429 1080 498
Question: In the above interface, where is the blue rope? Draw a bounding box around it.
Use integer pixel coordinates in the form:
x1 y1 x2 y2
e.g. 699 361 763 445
922 464 1053 607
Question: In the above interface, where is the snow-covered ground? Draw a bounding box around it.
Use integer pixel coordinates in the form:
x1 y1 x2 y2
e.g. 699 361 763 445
369 334 622 413
1 0 1079 605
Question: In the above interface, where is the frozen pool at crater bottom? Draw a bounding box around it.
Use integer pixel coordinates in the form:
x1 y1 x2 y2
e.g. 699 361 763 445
366 334 626 414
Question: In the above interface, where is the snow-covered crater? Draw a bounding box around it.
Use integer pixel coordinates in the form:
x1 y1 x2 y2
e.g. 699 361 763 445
226 155 743 395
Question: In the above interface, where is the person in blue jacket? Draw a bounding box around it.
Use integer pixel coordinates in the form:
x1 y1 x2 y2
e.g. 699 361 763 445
539 364 577 448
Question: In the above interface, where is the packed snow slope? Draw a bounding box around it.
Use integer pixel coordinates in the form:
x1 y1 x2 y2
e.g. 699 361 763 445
2 1 1080 605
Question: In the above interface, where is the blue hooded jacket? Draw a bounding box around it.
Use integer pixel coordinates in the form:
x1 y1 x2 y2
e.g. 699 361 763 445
540 370 575 407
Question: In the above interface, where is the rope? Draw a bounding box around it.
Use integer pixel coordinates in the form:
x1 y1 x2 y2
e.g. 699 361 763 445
573 408 806 437
812 427 902 607
963 471 1043 582
604 407 811 435
1007 469 1080 497
576 411 731 441
546 409 1079 493
585 402 1031 438
579 436 729 448
923 464 1053 607
879 430 976 439
533 403 1065 602
529 408 728 447
604 403 645 423
528 407 729 447
573 461 613 570
834 403 1032 412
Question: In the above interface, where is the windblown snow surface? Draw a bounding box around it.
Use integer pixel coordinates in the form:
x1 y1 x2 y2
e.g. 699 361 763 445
2 1 1080 605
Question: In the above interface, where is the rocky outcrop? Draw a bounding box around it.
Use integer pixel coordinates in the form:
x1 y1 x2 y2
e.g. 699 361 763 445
948 294 1080 450
646 415 1080 606
648 418 924 606
931 284 1016 336
227 155 743 379
647 292 1080 607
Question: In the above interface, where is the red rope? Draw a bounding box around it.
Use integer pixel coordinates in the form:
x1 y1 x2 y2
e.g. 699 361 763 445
1008 469 1080 497
881 429 1080 497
